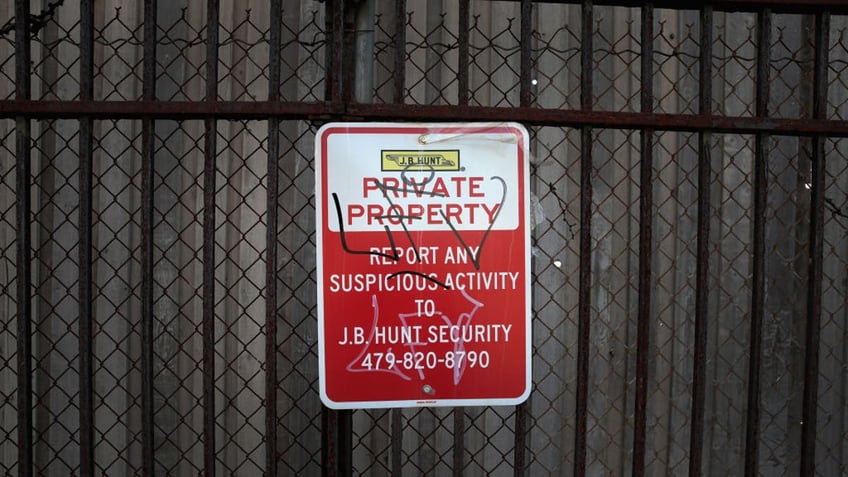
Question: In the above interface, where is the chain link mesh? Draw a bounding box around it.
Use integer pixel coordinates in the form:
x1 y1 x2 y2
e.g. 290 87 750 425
0 4 14 100
713 12 757 117
95 10 143 101
528 126 581 474
92 118 144 474
0 119 17 476
29 119 81 475
150 119 205 475
276 120 321 475
760 135 812 474
829 19 848 119
707 133 755 475
586 128 640 476
819 137 848 477
646 131 699 475
213 120 268 475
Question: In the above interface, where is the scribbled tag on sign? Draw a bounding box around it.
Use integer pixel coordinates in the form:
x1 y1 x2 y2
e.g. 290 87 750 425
316 123 531 409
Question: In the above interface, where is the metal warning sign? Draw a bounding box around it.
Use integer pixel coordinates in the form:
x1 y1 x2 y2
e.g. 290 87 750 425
316 122 530 409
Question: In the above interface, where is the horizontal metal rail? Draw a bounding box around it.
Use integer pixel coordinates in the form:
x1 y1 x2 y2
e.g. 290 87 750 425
483 0 848 14
2 100 847 136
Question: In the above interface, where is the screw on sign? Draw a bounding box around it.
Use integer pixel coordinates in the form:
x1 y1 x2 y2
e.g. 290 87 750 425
316 123 531 409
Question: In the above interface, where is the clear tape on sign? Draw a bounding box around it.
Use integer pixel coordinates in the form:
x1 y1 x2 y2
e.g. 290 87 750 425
418 123 520 145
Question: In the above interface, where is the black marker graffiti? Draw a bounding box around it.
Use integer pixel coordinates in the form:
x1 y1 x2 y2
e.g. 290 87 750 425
332 189 452 290
440 176 507 271
332 192 400 262
331 163 508 286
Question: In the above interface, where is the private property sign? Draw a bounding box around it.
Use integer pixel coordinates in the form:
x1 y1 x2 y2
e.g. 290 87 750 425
316 123 530 409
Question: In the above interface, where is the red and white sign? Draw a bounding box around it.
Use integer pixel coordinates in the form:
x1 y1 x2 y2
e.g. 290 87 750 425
316 123 530 409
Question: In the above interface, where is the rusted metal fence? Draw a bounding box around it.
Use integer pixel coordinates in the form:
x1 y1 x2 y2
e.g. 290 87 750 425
1 0 847 476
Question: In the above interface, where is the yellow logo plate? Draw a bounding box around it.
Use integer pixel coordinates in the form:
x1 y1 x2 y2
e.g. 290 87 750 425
381 150 460 171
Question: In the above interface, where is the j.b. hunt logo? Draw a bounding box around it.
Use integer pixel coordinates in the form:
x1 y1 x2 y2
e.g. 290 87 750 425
381 150 460 172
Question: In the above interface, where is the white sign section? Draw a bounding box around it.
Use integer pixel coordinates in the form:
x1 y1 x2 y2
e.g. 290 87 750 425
316 122 531 409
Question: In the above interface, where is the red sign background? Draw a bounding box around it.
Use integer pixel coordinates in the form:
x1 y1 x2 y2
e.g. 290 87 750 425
316 123 530 408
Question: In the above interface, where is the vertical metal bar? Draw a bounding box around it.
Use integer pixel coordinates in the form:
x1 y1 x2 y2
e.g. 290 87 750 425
337 411 352 477
203 0 219 475
580 1 593 114
574 128 592 477
574 2 593 476
632 147 653 476
639 3 654 116
14 126 32 477
632 4 654 476
393 0 406 104
746 134 767 474
322 406 336 477
323 3 352 475
78 0 95 475
269 0 281 107
697 6 713 120
799 11 829 476
513 4 533 473
140 0 157 475
513 404 527 476
322 2 344 475
340 1 357 474
519 0 532 108
14 125 32 477
342 3 356 104
689 6 712 477
265 1 282 476
452 408 464 477
206 0 219 104
457 0 470 105
392 409 403 476
334 0 344 105
14 1 32 475
810 14 829 124
326 0 344 105
13 0 29 99
201 100 218 474
745 9 770 477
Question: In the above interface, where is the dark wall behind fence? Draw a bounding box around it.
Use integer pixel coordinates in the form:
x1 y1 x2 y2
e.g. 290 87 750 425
0 0 847 476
